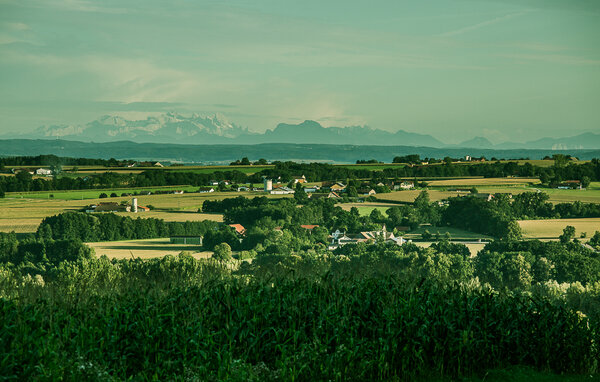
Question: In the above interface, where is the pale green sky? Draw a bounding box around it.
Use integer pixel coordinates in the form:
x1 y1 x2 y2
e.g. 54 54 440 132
0 0 599 143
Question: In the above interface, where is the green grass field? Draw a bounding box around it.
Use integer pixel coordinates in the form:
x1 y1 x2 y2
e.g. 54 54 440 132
6 185 200 200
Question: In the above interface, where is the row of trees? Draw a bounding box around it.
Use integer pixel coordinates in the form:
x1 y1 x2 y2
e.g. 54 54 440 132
36 212 219 242
2 158 600 195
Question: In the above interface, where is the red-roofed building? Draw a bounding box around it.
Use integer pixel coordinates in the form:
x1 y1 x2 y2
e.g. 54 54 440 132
229 224 246 235
300 225 319 230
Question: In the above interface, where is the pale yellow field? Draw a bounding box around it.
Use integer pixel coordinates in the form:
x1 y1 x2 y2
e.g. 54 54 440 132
377 190 462 203
427 177 539 187
413 241 487 257
0 191 275 233
518 218 600 239
87 238 213 259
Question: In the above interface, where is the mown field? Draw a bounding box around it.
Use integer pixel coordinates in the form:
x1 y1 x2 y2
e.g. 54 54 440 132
377 181 600 205
6 185 200 200
0 191 265 233
427 177 540 187
518 218 600 240
87 238 213 259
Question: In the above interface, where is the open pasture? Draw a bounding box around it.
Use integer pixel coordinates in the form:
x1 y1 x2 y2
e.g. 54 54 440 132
6 185 200 200
0 191 277 233
339 202 399 216
87 238 213 259
427 177 539 187
404 225 491 241
377 190 459 203
518 218 600 240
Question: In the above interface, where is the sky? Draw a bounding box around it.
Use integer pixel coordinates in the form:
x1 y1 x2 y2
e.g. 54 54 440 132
0 0 599 144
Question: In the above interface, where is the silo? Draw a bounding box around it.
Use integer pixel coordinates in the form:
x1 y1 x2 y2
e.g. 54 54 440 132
132 198 138 213
264 178 273 191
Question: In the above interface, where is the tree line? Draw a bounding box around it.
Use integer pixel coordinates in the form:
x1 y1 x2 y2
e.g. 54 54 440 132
2 158 599 195
36 212 219 242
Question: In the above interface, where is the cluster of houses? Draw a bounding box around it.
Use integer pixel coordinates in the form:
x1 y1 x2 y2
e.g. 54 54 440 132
169 222 408 251
328 226 407 250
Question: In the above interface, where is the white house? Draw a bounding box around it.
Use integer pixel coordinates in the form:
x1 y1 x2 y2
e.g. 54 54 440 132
35 168 52 176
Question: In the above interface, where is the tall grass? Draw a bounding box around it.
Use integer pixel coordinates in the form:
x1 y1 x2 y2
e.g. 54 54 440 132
1 255 597 380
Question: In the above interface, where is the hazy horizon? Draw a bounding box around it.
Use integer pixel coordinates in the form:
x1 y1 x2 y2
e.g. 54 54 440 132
1 0 599 144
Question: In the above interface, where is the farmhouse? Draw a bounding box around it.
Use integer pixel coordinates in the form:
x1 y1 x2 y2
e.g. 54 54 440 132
474 193 494 202
170 236 203 245
358 188 377 196
309 191 340 199
293 175 307 184
330 182 346 191
328 227 405 249
229 224 246 236
198 187 215 193
85 202 130 213
394 181 414 190
270 186 295 195
35 168 52 176
557 180 583 190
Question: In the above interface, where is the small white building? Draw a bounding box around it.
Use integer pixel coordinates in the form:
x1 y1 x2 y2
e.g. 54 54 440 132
35 168 52 176
270 187 295 195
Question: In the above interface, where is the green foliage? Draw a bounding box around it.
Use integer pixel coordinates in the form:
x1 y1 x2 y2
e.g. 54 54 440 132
36 212 219 242
560 226 576 244
213 243 232 261
0 256 597 380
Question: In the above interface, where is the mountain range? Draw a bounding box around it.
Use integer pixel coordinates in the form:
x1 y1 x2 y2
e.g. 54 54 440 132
4 112 600 150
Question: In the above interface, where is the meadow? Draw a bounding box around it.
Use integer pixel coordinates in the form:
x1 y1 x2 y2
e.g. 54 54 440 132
0 191 252 233
518 218 600 240
378 180 600 205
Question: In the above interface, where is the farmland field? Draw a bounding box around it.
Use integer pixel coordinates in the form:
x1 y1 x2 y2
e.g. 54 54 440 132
339 202 399 216
413 241 487 257
404 225 491 241
0 191 283 233
87 238 213 259
518 218 600 239
427 177 539 187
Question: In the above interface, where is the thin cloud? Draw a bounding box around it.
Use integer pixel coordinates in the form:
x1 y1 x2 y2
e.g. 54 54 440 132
440 11 530 37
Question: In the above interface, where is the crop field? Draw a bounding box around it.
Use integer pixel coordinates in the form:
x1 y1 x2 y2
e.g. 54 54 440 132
87 238 213 259
6 185 200 200
427 177 540 187
339 202 399 216
518 218 600 239
0 191 282 233
377 190 459 203
413 241 487 257
404 225 491 241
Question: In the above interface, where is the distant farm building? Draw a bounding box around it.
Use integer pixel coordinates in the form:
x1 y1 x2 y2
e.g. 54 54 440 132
293 175 307 184
86 202 130 213
35 168 52 176
557 180 583 190
270 186 295 195
229 224 246 236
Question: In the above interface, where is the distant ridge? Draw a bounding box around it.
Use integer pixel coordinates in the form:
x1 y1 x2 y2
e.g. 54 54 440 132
0 139 599 164
3 112 599 149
